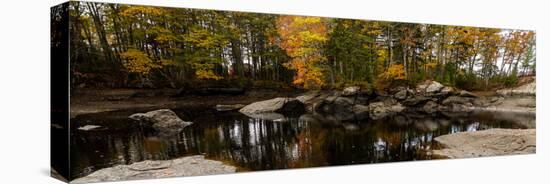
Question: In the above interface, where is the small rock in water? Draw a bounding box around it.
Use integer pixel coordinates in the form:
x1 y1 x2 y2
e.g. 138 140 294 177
129 109 192 135
78 125 101 131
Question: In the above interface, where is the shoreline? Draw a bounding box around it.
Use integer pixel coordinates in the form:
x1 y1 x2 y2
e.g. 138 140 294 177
69 88 535 119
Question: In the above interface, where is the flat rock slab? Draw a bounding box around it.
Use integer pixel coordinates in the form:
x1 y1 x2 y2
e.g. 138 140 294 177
433 129 535 159
497 79 536 96
72 155 236 184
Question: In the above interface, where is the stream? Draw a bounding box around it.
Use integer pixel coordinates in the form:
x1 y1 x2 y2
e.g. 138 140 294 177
60 107 535 179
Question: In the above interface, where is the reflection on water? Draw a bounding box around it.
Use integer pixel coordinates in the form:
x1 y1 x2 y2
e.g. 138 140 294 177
69 109 535 179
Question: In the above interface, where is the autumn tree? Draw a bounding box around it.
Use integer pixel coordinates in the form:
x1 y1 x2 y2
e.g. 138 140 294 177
68 1 535 90
277 16 328 89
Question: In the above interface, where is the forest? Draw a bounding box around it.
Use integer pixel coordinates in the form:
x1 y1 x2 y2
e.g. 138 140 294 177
51 2 537 182
67 2 535 91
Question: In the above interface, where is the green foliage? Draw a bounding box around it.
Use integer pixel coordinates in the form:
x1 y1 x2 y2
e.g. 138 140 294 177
70 2 536 90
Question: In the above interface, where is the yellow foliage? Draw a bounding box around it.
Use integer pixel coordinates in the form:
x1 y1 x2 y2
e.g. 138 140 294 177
195 70 222 80
122 6 165 17
121 49 171 75
379 64 406 81
192 62 223 80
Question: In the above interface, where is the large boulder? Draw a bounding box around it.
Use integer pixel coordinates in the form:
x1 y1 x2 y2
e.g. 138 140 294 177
313 96 356 121
425 81 444 93
416 83 428 93
71 155 236 184
129 109 192 134
342 86 373 97
239 97 305 116
342 86 361 96
295 92 330 112
368 102 404 120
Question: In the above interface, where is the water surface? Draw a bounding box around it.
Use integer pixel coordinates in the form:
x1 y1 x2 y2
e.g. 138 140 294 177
66 108 535 179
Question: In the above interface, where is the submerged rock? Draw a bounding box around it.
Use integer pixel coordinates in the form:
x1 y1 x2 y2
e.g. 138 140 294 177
129 109 192 134
71 155 236 184
433 129 535 158
215 104 245 112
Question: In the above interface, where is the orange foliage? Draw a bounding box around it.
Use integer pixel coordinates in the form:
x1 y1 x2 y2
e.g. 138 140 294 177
277 16 327 89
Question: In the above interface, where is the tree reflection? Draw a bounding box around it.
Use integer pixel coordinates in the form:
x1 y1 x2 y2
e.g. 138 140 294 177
71 110 535 178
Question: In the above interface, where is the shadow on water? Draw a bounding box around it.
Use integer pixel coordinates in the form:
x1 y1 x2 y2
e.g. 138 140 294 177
64 107 535 179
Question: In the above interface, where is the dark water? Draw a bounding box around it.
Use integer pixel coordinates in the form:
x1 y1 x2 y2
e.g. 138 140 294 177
66 108 535 179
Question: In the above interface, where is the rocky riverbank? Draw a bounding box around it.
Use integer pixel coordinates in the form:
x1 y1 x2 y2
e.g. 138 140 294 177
71 155 236 184
237 80 536 121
